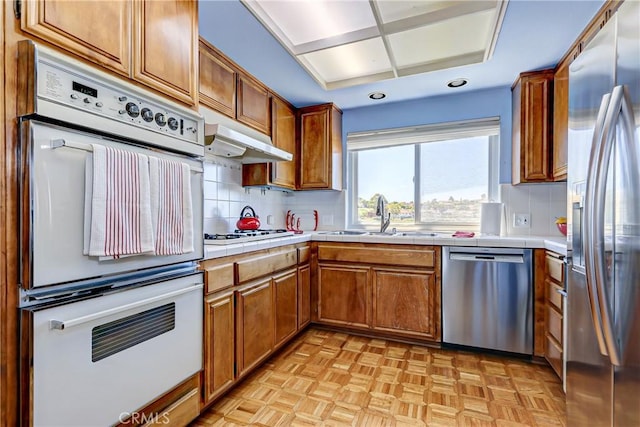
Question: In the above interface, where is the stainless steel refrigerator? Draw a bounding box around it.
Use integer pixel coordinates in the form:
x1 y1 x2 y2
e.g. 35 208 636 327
566 1 640 425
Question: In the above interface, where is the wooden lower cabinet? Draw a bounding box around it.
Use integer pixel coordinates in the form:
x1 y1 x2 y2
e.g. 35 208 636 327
314 244 441 342
544 250 565 379
297 264 311 328
274 269 298 347
236 279 274 377
317 265 370 328
372 268 440 340
203 290 235 405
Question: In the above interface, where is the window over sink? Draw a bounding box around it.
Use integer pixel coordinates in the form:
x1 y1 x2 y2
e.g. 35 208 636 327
347 117 500 231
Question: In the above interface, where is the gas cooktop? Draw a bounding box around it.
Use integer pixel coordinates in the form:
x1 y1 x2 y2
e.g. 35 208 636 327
204 229 295 245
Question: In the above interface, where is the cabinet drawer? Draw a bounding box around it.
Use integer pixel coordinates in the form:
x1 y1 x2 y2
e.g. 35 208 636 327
236 249 297 283
298 246 310 264
547 280 564 312
545 253 564 283
143 388 199 426
546 304 563 344
545 334 563 379
204 263 234 294
317 245 435 268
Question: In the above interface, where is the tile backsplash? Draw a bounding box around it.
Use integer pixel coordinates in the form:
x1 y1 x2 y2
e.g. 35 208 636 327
203 155 566 238
500 183 567 237
203 156 345 234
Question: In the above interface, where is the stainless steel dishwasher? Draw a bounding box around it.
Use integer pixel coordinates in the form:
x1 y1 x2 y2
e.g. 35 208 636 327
442 246 533 355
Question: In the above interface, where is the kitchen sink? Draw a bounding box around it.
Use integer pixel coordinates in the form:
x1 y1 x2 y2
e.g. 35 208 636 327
323 230 368 235
393 232 440 237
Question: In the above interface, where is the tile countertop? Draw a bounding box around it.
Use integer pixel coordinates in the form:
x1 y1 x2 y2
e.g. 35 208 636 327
203 232 568 260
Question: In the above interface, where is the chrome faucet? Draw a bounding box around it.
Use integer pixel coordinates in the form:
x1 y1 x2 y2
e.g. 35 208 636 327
376 195 391 233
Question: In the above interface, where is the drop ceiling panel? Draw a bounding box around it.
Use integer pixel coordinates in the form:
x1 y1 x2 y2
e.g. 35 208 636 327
241 0 507 90
389 9 495 67
377 1 465 23
301 37 392 83
255 0 376 46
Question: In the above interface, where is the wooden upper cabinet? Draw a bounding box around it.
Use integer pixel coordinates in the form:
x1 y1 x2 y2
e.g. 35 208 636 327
199 38 236 118
270 95 296 188
242 94 296 190
21 0 131 77
298 103 343 190
512 69 555 184
133 0 198 106
552 59 570 182
21 0 198 106
236 74 271 135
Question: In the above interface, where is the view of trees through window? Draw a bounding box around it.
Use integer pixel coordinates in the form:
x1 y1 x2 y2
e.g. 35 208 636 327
351 135 497 228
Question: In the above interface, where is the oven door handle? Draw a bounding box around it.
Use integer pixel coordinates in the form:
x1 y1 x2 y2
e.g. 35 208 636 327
49 283 203 330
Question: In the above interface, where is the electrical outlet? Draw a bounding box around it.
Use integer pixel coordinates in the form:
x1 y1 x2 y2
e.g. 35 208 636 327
513 213 531 228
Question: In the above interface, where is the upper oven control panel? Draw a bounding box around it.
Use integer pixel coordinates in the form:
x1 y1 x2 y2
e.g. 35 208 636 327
36 61 200 144
18 41 204 156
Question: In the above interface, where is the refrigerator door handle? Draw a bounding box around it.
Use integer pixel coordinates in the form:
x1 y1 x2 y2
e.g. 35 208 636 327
584 93 612 357
592 85 639 367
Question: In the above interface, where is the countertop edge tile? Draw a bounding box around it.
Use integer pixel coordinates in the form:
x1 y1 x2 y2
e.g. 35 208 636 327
203 232 569 259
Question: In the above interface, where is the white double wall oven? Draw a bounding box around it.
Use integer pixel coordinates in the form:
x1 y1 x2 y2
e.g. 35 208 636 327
17 41 205 426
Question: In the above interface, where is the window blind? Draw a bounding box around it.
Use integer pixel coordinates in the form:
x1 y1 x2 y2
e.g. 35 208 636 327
347 117 500 151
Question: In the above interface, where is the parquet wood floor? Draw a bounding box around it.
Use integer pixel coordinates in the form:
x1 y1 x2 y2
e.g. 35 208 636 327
191 328 565 426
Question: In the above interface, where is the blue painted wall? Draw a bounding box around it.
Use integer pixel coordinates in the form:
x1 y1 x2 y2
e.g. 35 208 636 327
342 86 513 184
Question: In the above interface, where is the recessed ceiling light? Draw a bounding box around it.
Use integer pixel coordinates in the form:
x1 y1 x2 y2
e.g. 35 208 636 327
447 78 468 88
368 92 386 100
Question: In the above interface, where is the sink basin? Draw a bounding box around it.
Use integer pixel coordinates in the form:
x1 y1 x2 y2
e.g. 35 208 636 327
366 231 395 235
393 232 440 237
323 230 367 235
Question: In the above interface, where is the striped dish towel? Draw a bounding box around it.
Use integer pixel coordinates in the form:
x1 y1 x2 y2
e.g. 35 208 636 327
87 145 154 258
149 156 194 255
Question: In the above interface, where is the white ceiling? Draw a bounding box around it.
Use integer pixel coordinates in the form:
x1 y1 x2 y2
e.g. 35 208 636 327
240 0 507 90
198 0 604 110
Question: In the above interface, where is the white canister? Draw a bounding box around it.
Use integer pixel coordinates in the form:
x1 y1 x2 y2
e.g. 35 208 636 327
480 202 504 236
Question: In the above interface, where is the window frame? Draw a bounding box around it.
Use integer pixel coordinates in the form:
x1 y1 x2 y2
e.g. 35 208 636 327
347 119 500 231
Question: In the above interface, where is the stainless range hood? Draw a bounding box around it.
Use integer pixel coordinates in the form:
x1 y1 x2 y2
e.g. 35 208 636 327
204 123 293 163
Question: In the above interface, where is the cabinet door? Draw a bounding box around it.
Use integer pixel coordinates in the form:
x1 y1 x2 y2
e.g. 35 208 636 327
236 280 273 377
133 0 197 105
297 264 311 329
298 104 342 190
21 0 131 76
236 74 270 134
274 269 298 347
299 107 330 189
317 265 369 328
512 70 554 184
270 96 296 189
553 61 569 181
203 291 235 405
372 268 440 341
199 39 236 118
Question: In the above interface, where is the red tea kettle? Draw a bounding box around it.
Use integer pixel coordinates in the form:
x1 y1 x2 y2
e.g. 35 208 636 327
236 206 260 230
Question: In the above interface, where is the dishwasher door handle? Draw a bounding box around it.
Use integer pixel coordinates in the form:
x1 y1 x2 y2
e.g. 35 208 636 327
449 253 524 263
